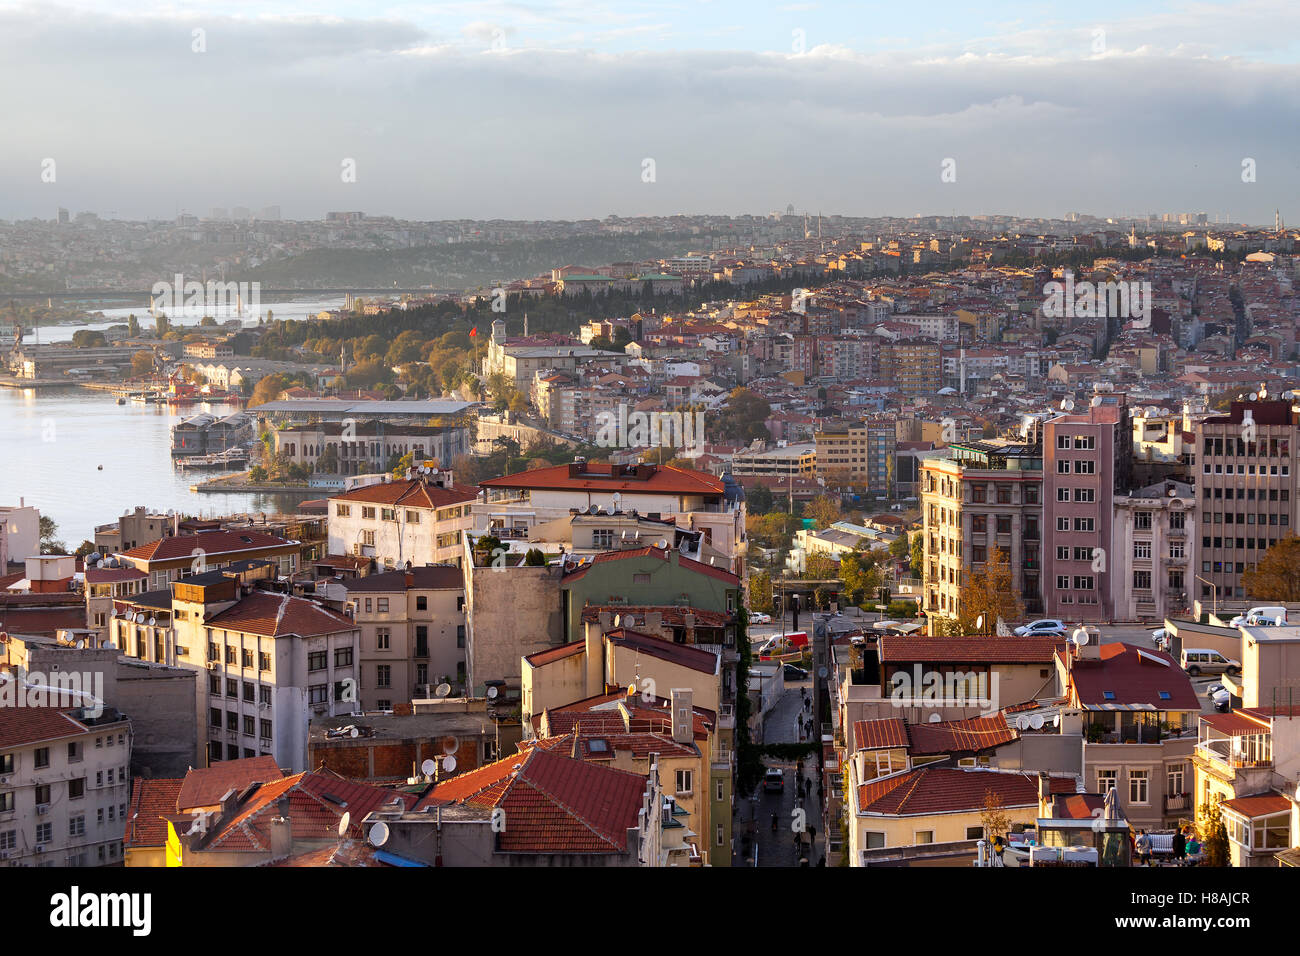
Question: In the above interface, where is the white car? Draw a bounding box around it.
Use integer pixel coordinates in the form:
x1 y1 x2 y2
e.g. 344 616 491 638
1151 628 1169 650
749 612 772 624
1014 619 1066 637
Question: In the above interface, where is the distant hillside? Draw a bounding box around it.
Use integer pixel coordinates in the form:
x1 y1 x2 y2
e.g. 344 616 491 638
246 233 709 290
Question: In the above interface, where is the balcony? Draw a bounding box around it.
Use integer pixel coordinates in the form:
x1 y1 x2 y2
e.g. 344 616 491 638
1195 739 1272 771
1164 793 1191 814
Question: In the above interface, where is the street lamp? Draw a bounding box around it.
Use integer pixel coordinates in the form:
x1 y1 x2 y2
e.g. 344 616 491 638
1193 574 1218 619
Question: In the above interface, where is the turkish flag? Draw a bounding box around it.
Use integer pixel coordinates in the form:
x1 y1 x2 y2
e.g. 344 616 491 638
469 327 477 337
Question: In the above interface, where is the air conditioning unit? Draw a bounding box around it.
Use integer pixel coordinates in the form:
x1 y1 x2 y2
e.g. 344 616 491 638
258 702 270 710
34 845 46 854
36 804 49 816
352 543 365 556
0 850 10 859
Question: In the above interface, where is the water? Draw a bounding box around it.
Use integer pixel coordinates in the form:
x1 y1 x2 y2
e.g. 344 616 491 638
28 296 348 344
2 386 316 546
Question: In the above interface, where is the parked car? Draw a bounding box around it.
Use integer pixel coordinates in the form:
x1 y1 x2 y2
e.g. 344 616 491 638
1229 605 1287 627
783 664 809 681
1014 618 1066 637
1209 686 1231 712
1181 648 1241 677
1151 628 1169 650
749 612 772 624
763 768 785 792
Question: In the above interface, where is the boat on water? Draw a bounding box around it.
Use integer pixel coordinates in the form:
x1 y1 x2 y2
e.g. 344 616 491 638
174 448 250 470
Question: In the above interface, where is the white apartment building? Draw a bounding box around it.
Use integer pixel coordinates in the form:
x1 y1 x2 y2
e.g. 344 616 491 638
328 473 478 568
0 501 41 568
0 705 133 868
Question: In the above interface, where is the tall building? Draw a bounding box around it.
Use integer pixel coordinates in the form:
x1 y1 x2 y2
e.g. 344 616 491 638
1042 395 1132 624
920 437 1044 626
1192 399 1300 605
815 418 897 496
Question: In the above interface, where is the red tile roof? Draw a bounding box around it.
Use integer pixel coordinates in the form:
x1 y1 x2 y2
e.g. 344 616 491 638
205 592 355 638
524 640 586 667
880 636 1065 664
604 628 719 675
561 545 739 585
418 746 648 854
0 606 89 635
122 529 294 563
330 478 477 509
857 768 1075 816
176 756 285 809
479 461 724 496
85 567 148 584
1068 643 1201 711
906 713 1017 755
0 705 91 749
852 717 909 751
1045 793 1107 820
343 566 464 592
125 777 185 848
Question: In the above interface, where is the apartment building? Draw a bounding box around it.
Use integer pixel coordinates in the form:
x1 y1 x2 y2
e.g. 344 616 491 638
117 529 299 591
880 339 942 395
729 442 816 480
110 573 361 772
1042 396 1133 623
0 705 133 868
0 501 40 568
815 418 897 496
1111 480 1194 622
343 566 467 708
475 460 747 576
328 473 478 568
1192 399 1300 603
921 438 1044 625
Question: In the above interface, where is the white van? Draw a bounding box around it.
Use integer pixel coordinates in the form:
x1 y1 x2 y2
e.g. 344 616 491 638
1230 606 1287 627
1180 648 1241 677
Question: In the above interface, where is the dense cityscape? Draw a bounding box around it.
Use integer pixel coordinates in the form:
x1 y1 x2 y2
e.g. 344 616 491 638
2 0 1295 938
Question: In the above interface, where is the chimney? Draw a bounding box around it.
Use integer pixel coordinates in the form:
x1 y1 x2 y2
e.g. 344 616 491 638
269 796 293 860
670 688 693 744
1037 771 1054 815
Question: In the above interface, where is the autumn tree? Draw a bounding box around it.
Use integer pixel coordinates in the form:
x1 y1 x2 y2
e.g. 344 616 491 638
959 545 1022 634
130 350 155 378
1242 535 1300 602
807 494 842 530
979 790 1012 842
838 548 883 606
1199 800 1230 867
804 552 839 581
749 570 773 613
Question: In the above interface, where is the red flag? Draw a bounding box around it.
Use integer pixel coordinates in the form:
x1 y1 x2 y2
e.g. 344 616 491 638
469 327 477 337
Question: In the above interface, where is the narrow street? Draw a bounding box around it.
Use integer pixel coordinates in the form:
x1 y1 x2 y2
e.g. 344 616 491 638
734 674 826 867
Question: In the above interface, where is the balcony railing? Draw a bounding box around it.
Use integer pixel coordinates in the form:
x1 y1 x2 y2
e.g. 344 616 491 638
1196 741 1272 770
1164 793 1191 813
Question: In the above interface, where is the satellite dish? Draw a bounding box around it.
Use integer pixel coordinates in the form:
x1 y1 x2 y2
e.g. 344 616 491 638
1090 395 1102 407
927 713 942 723
679 539 691 554
613 614 621 628
368 821 390 847
147 617 156 627
1016 715 1030 730
421 758 437 776
974 614 984 631
1053 714 1061 727
1060 398 1075 411
350 727 359 738
1029 714 1044 730
1249 392 1258 401
486 685 499 699
1145 406 1157 418
658 539 669 549
435 682 451 698
588 505 599 515
442 755 457 773
442 736 458 755
1072 627 1090 645
74 640 84 650
337 811 350 836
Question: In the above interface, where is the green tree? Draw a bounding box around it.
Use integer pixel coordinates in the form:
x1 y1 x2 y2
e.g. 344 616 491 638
804 552 839 581
39 516 66 554
839 549 882 606
249 465 268 482
130 350 154 378
73 539 97 558
523 548 547 566
71 329 107 348
746 483 774 516
910 530 924 577
126 314 140 336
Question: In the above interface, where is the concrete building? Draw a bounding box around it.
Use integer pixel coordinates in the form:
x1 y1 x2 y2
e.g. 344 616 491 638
273 421 470 476
0 502 40 569
328 473 478 568
1111 480 1194 622
921 438 1044 626
814 419 897 496
730 442 817 480
342 566 467 707
0 705 133 868
1042 395 1133 624
1192 399 1300 603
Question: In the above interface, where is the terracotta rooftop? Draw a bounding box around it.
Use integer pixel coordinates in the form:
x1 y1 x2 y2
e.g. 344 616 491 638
205 592 355 638
330 478 477 509
176 755 285 810
1067 643 1201 711
880 635 1065 664
858 767 1075 817
125 777 185 849
479 461 724 496
121 529 293 563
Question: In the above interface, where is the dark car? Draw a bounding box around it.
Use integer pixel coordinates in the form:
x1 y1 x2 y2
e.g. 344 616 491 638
784 664 809 681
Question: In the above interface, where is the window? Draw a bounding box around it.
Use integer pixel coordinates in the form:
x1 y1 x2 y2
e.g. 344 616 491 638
406 510 421 523
1134 541 1151 559
260 686 271 706
1133 571 1151 589
0 793 12 813
1167 763 1185 795
361 507 376 520
1074 488 1094 503
914 830 935 844
1057 459 1071 474
1056 487 1070 502
1129 770 1149 805
259 652 271 672
376 628 390 650
67 742 82 763
1057 517 1070 532
675 769 693 794
376 665 391 688
376 598 389 613
309 685 328 705
416 596 427 611
1073 435 1095 450
243 681 256 702
592 529 615 548
226 678 238 698
716 824 725 847
260 719 272 740
1074 517 1095 532
34 747 49 770
243 716 255 736
716 780 725 802
226 712 238 731
210 708 221 727
966 826 984 840
225 646 236 665
0 831 14 851
308 651 327 671
1134 511 1153 530
1074 459 1095 474
36 822 52 844
242 649 254 668
335 647 353 667
68 778 85 800
381 508 397 521
336 504 351 517
971 514 987 533
1097 769 1117 794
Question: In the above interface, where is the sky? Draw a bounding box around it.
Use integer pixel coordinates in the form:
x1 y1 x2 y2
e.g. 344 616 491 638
1 0 1297 225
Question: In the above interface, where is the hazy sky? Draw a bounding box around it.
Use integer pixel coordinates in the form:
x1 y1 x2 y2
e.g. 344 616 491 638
2 0 1297 224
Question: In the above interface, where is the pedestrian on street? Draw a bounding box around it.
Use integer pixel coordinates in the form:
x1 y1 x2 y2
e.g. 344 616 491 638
771 813 778 833
1173 827 1186 864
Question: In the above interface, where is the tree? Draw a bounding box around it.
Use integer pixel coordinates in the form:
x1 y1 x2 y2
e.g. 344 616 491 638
1242 535 1300 602
523 548 547 566
980 790 1011 842
130 350 154 378
1199 801 1230 867
154 314 171 337
71 329 107 348
250 374 291 408
909 531 924 578
749 570 773 613
747 482 774 516
839 549 882 606
316 445 339 474
804 552 839 581
889 532 910 563
249 465 268 482
74 539 97 558
127 314 140 336
39 516 66 554
807 494 841 530
958 545 1023 634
